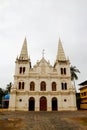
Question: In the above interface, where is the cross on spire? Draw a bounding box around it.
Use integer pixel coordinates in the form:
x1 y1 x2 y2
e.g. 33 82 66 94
42 49 45 58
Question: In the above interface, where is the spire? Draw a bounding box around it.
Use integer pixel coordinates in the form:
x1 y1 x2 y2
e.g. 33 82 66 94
56 38 66 61
19 37 28 60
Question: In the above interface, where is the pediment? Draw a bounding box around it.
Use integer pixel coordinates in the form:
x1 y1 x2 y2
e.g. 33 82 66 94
34 58 52 67
32 58 53 74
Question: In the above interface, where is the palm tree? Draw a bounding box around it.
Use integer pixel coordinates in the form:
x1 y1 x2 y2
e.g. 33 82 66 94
70 65 80 87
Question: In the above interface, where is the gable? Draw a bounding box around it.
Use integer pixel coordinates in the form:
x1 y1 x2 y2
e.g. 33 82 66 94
30 58 55 75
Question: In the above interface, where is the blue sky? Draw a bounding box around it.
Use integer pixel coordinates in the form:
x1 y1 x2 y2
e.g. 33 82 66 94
0 0 87 90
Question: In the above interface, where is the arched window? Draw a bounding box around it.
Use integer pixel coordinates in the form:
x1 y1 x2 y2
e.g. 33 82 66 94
64 68 66 74
19 67 22 74
65 83 67 90
18 82 24 90
61 68 66 75
52 82 56 91
19 82 21 89
40 81 46 91
61 83 64 90
22 82 24 89
23 67 25 74
61 82 67 90
61 68 63 74
30 82 35 91
19 67 26 74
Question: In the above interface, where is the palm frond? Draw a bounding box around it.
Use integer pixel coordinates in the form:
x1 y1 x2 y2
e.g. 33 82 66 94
70 65 80 81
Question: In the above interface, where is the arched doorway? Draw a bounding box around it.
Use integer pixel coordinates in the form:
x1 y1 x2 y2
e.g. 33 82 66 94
52 97 58 111
29 97 35 111
40 97 47 111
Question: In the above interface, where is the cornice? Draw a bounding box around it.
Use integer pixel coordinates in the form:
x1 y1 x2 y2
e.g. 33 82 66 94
16 91 75 96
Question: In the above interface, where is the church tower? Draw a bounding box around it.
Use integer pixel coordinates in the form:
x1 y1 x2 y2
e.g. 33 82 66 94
9 38 31 110
54 38 76 110
15 37 31 76
54 38 71 78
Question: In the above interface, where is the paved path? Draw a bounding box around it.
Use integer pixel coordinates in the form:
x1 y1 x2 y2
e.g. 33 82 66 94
0 111 87 130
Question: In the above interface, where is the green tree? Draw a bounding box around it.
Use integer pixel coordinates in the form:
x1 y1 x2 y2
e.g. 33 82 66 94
0 88 5 106
0 82 12 107
70 65 80 86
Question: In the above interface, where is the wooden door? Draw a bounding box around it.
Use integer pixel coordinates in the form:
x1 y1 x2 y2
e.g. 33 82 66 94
52 97 57 111
40 97 47 111
29 97 35 111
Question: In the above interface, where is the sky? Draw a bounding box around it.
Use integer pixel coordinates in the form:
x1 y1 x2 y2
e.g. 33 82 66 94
0 0 87 91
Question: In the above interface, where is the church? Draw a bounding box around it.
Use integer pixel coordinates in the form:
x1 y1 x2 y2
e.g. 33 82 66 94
9 38 77 111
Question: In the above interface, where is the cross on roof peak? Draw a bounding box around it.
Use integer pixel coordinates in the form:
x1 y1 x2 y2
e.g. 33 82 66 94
42 49 45 58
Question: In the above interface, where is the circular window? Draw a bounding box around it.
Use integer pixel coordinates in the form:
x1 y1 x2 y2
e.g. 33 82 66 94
19 99 22 102
64 99 67 102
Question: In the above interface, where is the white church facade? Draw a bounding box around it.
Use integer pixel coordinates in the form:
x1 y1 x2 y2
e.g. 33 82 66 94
9 38 77 111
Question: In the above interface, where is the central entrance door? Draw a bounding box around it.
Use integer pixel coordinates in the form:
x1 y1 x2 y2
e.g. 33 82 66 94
40 97 47 111
29 97 35 111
